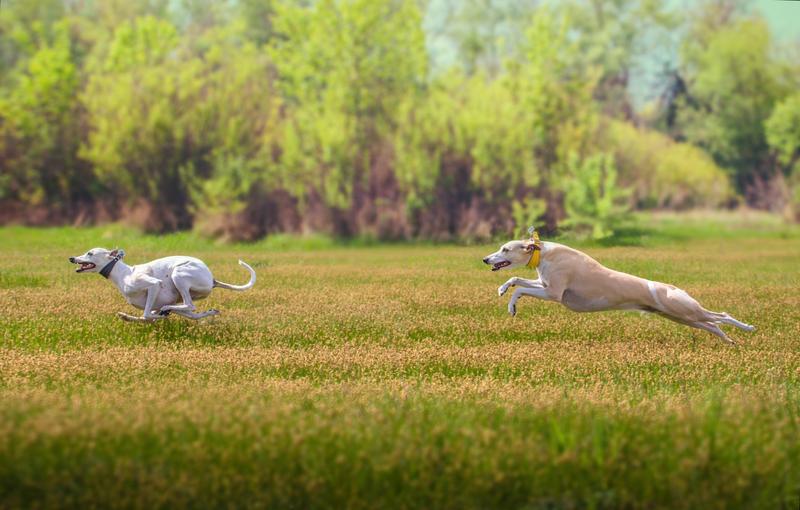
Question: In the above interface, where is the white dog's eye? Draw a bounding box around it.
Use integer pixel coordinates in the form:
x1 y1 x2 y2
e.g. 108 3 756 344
87 252 93 256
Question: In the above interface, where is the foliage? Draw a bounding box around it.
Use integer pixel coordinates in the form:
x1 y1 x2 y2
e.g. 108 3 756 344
1 0 799 237
675 11 796 190
766 92 800 172
0 21 89 209
269 0 426 212
561 153 632 239
604 120 731 208
81 17 277 232
561 0 679 116
81 16 196 230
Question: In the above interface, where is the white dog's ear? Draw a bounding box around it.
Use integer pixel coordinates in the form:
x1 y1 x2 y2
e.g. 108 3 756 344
109 248 124 259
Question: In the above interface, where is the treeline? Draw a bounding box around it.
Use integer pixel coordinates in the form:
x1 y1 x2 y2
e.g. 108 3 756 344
1 0 798 240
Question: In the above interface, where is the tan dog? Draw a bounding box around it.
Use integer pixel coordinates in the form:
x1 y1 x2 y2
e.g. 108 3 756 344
483 232 754 344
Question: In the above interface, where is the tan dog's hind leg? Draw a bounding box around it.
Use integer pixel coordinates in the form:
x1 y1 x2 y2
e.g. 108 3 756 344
705 311 756 332
647 282 743 344
690 321 735 345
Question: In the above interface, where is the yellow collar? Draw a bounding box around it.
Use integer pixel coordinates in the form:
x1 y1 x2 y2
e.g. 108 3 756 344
526 230 542 269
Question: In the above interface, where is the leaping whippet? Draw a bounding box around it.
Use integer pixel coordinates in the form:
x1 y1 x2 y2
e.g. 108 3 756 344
483 228 754 344
69 248 256 322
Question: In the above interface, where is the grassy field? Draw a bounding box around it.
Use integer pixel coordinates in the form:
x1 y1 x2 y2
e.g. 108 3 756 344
1 213 799 509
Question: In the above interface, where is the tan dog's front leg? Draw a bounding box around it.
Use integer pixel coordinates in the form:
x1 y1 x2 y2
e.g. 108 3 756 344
498 276 543 297
508 287 556 316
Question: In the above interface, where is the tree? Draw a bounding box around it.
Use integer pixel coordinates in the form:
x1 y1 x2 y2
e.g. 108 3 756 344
675 8 794 194
269 0 427 233
766 92 800 173
563 0 679 118
562 153 631 239
766 92 800 219
0 21 90 210
81 16 198 231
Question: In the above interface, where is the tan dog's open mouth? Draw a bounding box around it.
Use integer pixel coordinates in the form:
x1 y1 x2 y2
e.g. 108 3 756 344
491 261 510 271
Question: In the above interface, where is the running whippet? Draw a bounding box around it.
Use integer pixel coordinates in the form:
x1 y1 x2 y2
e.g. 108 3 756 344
483 229 754 344
69 248 256 322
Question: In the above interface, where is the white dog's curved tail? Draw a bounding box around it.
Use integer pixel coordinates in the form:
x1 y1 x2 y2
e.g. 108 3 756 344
213 260 256 291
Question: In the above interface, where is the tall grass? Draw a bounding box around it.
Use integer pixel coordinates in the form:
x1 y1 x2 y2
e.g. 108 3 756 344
0 213 798 508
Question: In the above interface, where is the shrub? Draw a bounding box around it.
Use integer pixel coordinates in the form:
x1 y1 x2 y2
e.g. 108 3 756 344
561 153 631 239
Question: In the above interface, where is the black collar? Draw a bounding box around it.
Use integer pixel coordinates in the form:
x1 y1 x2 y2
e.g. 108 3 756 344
99 256 121 279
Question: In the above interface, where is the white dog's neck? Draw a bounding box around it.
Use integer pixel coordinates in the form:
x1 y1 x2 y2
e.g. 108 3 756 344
103 260 134 292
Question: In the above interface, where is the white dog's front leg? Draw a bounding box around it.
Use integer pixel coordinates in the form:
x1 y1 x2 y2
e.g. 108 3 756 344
140 281 165 321
498 276 543 296
508 287 553 317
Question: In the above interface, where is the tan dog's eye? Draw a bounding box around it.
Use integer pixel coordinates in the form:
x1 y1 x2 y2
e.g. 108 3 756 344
502 248 508 253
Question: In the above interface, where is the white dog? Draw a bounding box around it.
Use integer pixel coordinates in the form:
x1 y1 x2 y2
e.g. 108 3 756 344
483 230 754 344
69 248 256 322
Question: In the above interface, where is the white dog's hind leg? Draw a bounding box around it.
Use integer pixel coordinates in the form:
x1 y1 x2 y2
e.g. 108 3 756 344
117 311 165 322
498 276 543 297
507 287 557 317
159 282 197 313
172 309 220 320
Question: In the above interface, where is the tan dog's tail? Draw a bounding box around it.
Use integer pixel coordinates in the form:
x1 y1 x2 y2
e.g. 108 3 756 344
214 260 256 291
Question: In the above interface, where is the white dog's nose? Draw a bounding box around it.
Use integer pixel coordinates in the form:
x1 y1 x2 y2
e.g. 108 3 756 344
69 257 76 263
482 257 490 264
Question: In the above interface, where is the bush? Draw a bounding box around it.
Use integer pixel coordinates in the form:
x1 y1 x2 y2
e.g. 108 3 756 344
561 153 631 239
604 120 731 209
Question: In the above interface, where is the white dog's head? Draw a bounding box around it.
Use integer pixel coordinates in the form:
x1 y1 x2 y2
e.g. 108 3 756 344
482 240 537 271
69 247 125 273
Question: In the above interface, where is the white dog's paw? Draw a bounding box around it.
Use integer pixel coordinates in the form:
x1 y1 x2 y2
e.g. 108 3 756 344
507 302 517 317
208 309 220 316
498 284 509 297
117 312 137 322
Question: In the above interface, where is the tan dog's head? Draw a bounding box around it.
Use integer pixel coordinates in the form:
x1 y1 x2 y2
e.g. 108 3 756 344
482 240 537 271
69 247 125 273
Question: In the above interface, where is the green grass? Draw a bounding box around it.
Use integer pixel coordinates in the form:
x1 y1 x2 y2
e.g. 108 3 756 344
0 212 799 509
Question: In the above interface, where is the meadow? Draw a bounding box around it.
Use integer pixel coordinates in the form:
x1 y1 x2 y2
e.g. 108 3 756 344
0 213 799 509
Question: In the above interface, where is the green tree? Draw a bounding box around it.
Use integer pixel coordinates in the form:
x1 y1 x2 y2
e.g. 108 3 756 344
0 21 90 209
766 92 800 172
269 0 427 226
602 119 731 208
766 92 800 219
82 16 277 232
563 0 679 117
562 153 631 239
675 10 795 193
0 0 65 79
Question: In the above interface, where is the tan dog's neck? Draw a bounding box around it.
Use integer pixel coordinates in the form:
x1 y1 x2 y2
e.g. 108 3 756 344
525 230 542 269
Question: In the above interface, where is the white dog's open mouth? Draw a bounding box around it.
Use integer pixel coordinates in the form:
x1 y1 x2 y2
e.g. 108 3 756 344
76 262 96 272
491 260 511 271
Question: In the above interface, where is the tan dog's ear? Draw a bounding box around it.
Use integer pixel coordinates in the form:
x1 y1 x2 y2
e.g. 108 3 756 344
523 242 535 252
